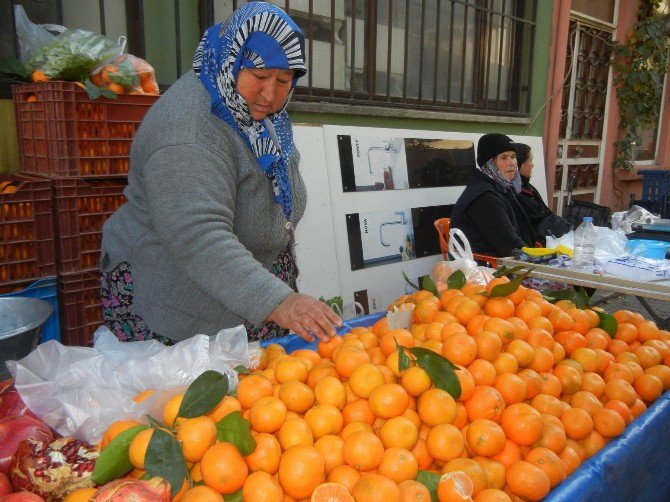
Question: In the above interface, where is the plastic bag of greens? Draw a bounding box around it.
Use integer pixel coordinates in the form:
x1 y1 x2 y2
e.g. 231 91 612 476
14 4 121 82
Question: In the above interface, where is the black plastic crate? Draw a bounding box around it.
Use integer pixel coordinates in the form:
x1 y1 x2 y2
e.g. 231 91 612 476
564 200 612 228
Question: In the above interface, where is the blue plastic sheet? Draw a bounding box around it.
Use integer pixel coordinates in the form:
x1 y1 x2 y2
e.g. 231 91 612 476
546 389 670 502
260 312 384 352
262 312 670 501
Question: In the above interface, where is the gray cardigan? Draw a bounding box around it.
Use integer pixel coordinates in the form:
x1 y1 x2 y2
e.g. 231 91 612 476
101 71 307 341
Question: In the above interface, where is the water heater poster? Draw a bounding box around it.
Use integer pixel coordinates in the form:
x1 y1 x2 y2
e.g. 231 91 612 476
345 205 452 270
338 135 409 191
346 208 415 270
353 280 418 315
338 135 475 192
404 138 475 188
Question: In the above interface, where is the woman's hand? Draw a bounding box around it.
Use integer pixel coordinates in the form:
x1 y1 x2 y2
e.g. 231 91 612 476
267 293 342 343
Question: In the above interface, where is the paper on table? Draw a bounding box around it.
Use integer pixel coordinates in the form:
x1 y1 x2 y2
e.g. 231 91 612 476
601 256 670 282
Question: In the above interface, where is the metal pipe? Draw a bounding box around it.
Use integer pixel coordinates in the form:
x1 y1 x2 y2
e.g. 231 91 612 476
367 140 397 174
379 211 407 247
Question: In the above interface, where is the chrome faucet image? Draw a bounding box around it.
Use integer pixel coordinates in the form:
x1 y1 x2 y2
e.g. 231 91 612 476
379 211 407 247
367 140 399 174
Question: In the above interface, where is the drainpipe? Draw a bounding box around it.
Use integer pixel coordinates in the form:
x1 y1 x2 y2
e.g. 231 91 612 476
543 0 572 211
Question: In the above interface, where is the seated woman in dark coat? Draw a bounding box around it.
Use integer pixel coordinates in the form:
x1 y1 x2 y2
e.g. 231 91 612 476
451 133 534 257
516 143 571 245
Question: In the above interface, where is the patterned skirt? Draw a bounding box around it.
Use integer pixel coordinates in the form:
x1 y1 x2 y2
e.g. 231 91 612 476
99 247 298 344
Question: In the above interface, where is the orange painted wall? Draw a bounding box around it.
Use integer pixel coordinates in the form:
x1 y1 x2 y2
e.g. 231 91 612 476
543 0 670 212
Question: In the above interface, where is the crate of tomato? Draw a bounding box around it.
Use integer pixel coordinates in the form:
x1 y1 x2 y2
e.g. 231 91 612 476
12 80 158 178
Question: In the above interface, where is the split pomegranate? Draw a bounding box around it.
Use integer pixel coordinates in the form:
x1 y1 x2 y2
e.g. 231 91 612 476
0 416 53 475
0 380 38 420
9 438 99 502
91 477 171 501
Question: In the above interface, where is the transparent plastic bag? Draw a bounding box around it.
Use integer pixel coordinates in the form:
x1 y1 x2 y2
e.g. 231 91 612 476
547 227 628 261
14 4 122 81
329 301 365 321
14 5 63 63
5 325 258 444
90 53 160 95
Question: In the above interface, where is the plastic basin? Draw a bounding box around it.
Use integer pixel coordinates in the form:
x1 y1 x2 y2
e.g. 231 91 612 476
626 239 670 260
0 297 52 379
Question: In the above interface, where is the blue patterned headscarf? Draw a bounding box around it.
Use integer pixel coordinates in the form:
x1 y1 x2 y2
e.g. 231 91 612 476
193 2 307 219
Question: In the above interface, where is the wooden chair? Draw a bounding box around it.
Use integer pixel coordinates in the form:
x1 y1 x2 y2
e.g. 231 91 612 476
433 217 498 268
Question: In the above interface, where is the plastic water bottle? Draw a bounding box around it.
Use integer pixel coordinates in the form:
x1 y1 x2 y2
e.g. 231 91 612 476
573 216 597 269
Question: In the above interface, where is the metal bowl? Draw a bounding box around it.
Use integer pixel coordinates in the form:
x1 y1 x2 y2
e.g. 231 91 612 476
1 297 53 380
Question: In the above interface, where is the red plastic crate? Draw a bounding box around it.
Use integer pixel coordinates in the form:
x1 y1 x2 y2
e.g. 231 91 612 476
12 81 158 178
58 271 102 346
53 178 127 273
0 174 56 286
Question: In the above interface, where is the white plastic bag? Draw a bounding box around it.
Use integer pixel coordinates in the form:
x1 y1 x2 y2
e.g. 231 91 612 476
432 228 495 287
611 205 658 234
6 325 259 444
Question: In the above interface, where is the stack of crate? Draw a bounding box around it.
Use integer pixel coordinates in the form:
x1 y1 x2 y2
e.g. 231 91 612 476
0 173 59 342
11 81 158 346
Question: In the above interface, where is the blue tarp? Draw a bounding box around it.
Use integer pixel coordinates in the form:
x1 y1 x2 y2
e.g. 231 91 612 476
261 313 670 501
259 312 385 352
546 389 670 502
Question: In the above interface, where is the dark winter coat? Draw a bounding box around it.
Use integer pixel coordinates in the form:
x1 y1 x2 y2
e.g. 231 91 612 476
451 170 534 257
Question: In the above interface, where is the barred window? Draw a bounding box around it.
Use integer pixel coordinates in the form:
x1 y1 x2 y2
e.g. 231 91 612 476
1 0 536 116
207 1 536 116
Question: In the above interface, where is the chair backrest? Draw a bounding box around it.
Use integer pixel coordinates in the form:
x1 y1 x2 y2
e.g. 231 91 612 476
434 218 451 260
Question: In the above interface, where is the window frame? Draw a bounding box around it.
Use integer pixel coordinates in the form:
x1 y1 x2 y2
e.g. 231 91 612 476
633 69 668 166
201 0 537 117
0 0 537 118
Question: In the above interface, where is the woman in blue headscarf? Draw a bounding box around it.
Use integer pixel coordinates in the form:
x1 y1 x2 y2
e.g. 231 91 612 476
100 2 341 345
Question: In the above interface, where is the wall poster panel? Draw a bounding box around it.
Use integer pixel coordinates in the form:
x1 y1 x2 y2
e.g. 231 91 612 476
294 125 547 317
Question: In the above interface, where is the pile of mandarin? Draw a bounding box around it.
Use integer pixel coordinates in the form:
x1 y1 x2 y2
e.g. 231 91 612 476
98 277 670 502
